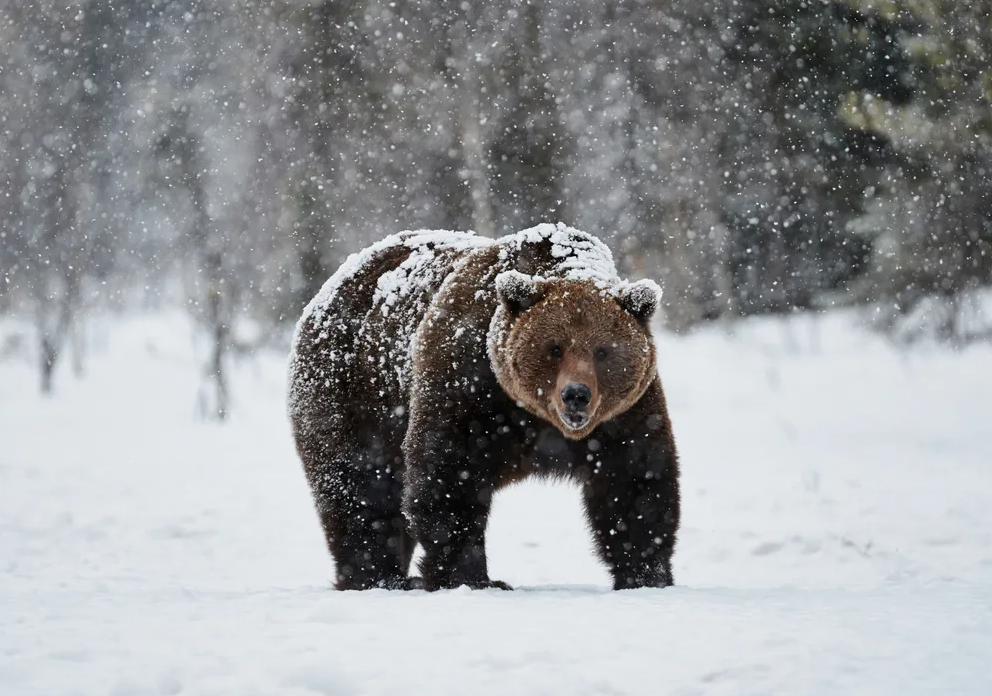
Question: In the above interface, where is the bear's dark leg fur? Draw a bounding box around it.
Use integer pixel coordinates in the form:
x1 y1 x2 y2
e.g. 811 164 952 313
580 385 680 590
583 471 678 589
403 417 513 591
319 468 418 591
409 492 507 591
302 422 421 590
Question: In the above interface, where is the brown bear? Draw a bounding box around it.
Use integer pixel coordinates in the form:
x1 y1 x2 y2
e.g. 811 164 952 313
288 223 680 591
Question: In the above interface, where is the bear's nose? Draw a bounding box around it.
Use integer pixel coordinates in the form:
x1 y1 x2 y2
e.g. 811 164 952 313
561 383 592 411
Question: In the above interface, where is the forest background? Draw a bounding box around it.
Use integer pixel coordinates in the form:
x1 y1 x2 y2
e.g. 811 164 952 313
2 0 990 408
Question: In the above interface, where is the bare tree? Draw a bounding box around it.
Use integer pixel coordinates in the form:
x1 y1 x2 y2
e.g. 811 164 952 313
153 108 233 420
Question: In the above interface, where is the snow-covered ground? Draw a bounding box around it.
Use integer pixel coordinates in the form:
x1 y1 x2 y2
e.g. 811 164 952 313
1 311 990 696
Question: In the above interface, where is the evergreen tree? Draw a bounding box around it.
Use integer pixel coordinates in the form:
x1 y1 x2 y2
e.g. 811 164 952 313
842 0 992 340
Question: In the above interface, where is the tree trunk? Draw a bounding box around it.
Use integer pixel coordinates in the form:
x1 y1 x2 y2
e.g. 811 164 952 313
39 335 57 395
450 18 493 238
210 301 229 421
203 251 229 422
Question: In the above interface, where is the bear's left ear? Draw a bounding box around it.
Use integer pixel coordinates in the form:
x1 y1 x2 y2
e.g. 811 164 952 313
495 270 544 315
615 279 662 322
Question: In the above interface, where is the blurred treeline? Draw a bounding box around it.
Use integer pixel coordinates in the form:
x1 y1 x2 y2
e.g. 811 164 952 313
1 0 991 400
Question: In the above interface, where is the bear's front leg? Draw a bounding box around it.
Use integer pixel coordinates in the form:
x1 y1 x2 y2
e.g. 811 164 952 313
583 413 680 590
584 472 679 589
403 423 512 592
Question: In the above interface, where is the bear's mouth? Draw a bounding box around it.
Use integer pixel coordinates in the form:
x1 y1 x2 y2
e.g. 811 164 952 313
558 409 590 431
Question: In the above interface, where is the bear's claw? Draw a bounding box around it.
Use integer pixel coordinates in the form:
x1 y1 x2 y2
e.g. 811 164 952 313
378 576 426 591
467 579 513 591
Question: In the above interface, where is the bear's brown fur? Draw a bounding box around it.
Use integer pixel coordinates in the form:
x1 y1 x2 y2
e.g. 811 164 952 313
289 223 680 591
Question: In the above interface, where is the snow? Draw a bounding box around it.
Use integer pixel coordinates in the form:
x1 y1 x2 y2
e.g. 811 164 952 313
296 229 488 341
289 229 491 409
293 224 631 414
299 224 620 344
3 311 992 695
521 222 620 288
492 233 653 314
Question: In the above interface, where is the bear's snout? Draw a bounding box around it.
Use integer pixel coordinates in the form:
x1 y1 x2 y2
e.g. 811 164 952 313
558 382 593 431
561 382 592 411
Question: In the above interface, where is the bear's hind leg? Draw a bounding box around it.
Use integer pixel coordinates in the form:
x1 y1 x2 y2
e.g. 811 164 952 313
316 460 420 590
330 516 417 590
319 466 419 590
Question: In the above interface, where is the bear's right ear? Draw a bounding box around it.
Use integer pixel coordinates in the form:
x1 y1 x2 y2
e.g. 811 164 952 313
495 270 544 315
615 278 662 323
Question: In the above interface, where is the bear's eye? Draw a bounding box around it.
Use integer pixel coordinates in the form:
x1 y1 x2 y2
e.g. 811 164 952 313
594 347 610 362
548 343 563 359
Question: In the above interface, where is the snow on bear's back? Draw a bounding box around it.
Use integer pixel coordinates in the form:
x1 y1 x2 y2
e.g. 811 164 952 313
295 229 490 340
287 224 648 416
287 230 491 417
293 224 636 353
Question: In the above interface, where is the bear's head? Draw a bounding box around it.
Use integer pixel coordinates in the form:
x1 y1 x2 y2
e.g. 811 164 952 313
490 271 661 440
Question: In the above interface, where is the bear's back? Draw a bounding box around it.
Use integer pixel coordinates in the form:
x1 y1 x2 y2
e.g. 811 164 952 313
289 230 490 424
